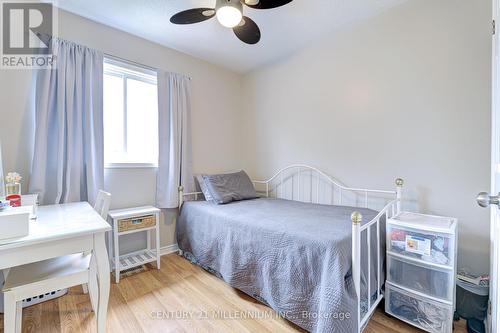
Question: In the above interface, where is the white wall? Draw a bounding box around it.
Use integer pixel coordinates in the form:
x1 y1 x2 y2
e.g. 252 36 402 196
242 0 492 273
0 1 493 274
0 9 244 252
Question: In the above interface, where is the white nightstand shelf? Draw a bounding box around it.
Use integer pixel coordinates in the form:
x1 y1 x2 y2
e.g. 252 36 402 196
108 206 161 283
110 249 158 271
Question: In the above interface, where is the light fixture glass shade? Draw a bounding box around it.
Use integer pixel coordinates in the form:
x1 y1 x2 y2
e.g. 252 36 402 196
216 6 242 28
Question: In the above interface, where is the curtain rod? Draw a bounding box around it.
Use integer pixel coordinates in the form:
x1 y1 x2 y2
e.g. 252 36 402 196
104 53 192 80
36 33 192 80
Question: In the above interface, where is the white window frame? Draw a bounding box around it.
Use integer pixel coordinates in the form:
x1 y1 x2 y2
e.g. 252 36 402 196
103 57 158 169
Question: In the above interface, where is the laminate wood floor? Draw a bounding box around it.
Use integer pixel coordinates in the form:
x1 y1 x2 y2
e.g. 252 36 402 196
0 254 467 333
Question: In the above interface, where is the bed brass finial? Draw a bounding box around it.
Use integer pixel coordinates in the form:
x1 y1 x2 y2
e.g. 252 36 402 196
351 211 362 225
178 186 184 191
395 178 404 187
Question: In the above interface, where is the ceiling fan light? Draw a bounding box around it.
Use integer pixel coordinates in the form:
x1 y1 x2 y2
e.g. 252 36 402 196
216 6 242 28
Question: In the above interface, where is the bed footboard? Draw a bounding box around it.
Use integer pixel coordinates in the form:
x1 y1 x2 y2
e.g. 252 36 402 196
351 178 403 332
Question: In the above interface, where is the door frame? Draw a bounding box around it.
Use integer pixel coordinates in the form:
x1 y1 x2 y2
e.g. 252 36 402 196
491 0 499 331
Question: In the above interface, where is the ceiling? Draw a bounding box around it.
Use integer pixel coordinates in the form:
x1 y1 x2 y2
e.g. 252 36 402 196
57 0 406 73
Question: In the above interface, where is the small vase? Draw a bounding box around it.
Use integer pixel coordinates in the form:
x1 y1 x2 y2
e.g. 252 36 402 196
5 182 21 196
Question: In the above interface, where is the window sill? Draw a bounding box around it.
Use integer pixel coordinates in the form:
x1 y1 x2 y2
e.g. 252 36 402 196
105 163 158 169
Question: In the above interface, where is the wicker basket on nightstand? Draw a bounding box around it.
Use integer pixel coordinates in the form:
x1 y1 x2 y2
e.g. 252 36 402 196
117 215 156 232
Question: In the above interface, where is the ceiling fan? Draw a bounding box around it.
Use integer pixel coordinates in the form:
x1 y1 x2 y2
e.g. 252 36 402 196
170 0 293 45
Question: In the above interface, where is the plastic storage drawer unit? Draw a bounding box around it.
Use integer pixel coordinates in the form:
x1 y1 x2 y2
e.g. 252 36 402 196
386 282 453 333
387 212 456 267
385 212 457 333
387 254 454 302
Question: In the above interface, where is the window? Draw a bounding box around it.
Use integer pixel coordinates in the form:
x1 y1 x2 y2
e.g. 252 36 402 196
103 58 158 167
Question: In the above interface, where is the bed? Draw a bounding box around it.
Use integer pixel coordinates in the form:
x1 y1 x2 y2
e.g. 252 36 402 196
177 165 403 333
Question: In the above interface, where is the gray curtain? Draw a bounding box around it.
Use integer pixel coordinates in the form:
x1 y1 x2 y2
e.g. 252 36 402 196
156 71 194 208
29 38 104 205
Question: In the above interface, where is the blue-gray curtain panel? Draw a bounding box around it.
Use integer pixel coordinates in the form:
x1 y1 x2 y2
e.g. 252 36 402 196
29 38 104 205
156 71 194 208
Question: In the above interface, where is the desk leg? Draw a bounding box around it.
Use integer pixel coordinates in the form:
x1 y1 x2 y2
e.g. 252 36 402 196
94 232 110 333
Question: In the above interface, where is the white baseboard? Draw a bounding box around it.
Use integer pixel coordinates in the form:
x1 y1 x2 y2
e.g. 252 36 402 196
160 243 179 256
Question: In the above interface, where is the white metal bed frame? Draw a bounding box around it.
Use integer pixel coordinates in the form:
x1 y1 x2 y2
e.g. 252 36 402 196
178 164 403 332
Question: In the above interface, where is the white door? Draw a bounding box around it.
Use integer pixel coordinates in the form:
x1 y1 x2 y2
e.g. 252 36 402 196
476 2 500 332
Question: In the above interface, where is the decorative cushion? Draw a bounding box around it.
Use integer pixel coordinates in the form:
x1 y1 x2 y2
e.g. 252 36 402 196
202 170 258 204
195 175 213 201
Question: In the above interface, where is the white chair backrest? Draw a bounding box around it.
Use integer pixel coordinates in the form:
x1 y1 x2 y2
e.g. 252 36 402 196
94 190 111 220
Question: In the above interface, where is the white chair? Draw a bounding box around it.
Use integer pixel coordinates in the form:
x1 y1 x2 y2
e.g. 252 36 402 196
83 190 111 294
94 190 111 220
1 253 95 333
1 190 112 333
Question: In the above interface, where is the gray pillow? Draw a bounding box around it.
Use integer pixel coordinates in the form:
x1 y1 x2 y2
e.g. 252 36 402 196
202 170 258 204
195 175 213 201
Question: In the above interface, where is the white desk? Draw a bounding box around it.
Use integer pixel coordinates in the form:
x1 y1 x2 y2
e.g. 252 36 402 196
0 202 111 333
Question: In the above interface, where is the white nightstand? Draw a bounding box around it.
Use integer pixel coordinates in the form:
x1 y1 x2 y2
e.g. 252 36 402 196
108 206 161 283
385 212 458 333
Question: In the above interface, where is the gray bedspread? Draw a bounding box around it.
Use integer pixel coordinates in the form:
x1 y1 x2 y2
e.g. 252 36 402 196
177 198 385 332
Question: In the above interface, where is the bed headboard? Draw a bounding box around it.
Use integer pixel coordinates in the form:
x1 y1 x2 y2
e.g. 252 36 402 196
179 164 403 211
252 164 402 211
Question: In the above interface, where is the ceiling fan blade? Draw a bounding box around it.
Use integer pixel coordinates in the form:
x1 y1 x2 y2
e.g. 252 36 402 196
244 0 293 9
233 16 261 45
170 8 216 25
